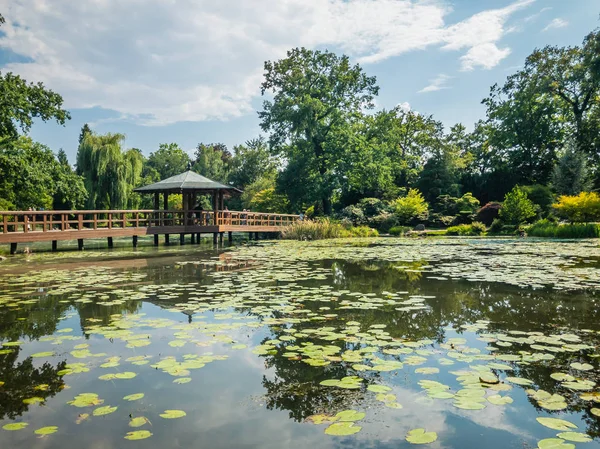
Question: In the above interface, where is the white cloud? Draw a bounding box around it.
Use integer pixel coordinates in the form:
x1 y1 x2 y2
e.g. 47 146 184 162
418 74 452 93
397 102 412 112
543 18 569 32
524 6 552 22
0 0 534 125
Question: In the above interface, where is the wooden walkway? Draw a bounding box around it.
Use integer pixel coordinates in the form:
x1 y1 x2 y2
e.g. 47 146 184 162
0 209 298 253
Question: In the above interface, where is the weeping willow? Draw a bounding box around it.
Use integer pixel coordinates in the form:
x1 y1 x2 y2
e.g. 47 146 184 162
76 133 143 210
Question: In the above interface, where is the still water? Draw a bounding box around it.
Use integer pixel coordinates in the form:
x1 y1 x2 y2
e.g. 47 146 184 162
0 238 599 448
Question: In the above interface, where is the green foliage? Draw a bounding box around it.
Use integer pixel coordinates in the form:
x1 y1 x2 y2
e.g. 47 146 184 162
552 140 592 195
248 188 290 213
76 132 142 210
281 219 377 240
499 186 537 225
259 47 379 214
446 222 486 236
553 192 600 223
0 137 87 210
192 143 231 182
392 189 429 225
389 226 411 236
520 184 555 218
240 174 277 210
527 219 600 238
228 137 278 189
0 72 70 142
146 143 191 180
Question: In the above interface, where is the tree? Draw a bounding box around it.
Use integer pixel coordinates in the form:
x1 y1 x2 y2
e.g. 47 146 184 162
259 47 379 214
228 137 278 189
146 143 191 180
552 139 592 195
498 186 536 225
391 189 428 225
76 132 142 209
78 124 92 145
192 143 230 182
553 192 600 223
249 188 290 213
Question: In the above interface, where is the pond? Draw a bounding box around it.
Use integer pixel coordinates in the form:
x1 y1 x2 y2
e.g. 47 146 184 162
0 237 600 449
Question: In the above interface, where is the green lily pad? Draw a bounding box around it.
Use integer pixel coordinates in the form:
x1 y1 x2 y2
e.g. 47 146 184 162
123 393 144 401
173 377 192 384
570 362 593 371
487 395 513 405
114 372 137 379
129 417 150 428
415 367 439 375
305 414 338 424
537 438 575 449
324 422 362 436
556 432 592 443
2 422 28 431
22 396 44 405
591 408 600 417
93 405 118 416
505 377 533 386
34 426 58 435
160 409 186 419
406 428 438 444
124 430 153 440
335 410 365 422
536 417 578 431
367 385 392 393
30 351 55 358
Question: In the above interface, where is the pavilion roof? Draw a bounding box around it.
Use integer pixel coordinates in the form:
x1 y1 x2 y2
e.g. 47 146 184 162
134 170 242 194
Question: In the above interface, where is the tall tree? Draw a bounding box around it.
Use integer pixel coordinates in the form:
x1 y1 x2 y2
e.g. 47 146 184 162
78 124 92 145
552 139 592 195
76 132 142 209
259 47 379 214
228 137 278 189
192 143 231 182
146 143 190 180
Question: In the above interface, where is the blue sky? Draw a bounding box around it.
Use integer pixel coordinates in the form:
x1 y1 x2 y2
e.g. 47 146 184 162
0 0 598 163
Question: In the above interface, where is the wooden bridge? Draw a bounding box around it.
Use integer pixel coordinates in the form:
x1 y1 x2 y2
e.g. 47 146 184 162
0 209 298 254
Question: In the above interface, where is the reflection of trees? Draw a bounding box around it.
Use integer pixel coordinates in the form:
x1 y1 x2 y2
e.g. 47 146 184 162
0 349 66 420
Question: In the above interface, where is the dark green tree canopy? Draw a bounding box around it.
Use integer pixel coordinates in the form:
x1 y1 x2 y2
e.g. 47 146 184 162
146 143 191 180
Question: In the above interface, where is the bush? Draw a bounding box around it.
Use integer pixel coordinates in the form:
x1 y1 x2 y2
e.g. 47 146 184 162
477 202 502 226
527 219 600 238
446 222 487 236
389 226 411 236
392 189 429 225
521 185 555 218
368 212 397 232
281 219 378 240
338 205 366 226
499 186 536 225
305 205 315 219
357 198 390 217
343 226 379 238
552 192 600 223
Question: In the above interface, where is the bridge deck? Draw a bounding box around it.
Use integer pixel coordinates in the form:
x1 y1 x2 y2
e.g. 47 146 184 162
0 209 297 249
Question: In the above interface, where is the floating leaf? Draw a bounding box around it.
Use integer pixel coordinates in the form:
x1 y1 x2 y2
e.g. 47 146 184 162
22 397 44 405
406 428 438 444
367 385 392 393
30 351 55 358
2 422 28 431
505 377 533 386
114 372 137 380
324 422 361 436
129 417 150 428
536 417 578 431
173 377 192 384
556 432 592 443
591 408 600 417
34 426 58 435
124 430 153 440
415 367 439 375
123 393 144 401
306 414 338 425
159 409 186 419
537 438 575 449
335 410 365 422
487 395 513 405
75 413 89 424
93 405 118 416
550 373 575 382
570 362 593 371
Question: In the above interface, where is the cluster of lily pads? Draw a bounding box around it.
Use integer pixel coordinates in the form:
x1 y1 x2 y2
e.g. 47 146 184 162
0 238 599 448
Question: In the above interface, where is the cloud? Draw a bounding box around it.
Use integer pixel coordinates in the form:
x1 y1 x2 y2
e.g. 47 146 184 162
543 18 569 32
418 74 452 93
524 6 552 22
0 0 534 125
397 102 412 112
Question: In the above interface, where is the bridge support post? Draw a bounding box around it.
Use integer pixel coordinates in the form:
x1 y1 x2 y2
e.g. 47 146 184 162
228 232 232 243
107 237 113 248
52 240 58 252
219 232 224 244
191 233 195 244
180 233 185 245
78 239 84 251
196 233 201 243
154 235 159 246
248 232 253 240
133 235 138 248
254 232 259 240
165 234 170 245
213 233 218 244
10 243 17 255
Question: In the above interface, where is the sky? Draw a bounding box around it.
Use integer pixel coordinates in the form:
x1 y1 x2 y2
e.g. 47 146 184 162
0 0 598 163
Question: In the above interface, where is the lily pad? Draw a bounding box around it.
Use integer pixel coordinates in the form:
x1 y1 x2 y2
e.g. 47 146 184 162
123 393 144 401
536 417 578 431
34 426 58 435
93 405 118 416
487 395 513 405
324 422 362 436
406 428 438 444
335 410 365 422
537 438 575 449
2 422 28 431
556 432 592 443
367 385 392 393
160 409 186 419
129 417 150 428
305 414 338 424
570 362 593 371
124 430 153 440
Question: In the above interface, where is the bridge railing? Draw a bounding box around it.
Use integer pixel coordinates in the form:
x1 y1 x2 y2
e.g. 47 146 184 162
0 210 298 234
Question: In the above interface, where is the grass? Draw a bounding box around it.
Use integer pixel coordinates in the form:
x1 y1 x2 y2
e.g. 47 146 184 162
527 220 600 238
281 219 378 240
445 222 487 236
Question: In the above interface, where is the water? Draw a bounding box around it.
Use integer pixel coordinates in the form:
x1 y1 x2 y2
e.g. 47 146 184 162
0 238 599 448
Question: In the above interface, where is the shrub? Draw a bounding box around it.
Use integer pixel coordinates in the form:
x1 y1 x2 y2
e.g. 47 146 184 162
338 205 366 226
368 212 397 232
389 226 411 236
489 219 503 234
527 219 600 238
357 198 390 217
446 222 486 236
392 189 429 225
344 226 379 238
499 186 536 225
552 192 600 223
477 202 502 226
305 205 315 219
249 188 290 213
281 219 378 240
521 185 555 218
